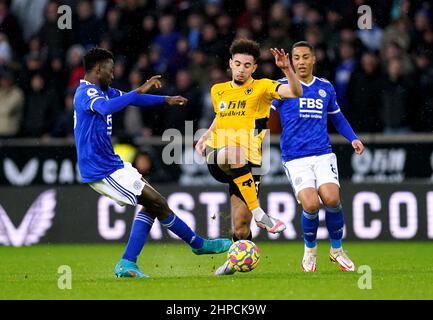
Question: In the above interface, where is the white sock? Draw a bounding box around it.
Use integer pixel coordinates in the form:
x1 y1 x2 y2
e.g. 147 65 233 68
251 207 266 221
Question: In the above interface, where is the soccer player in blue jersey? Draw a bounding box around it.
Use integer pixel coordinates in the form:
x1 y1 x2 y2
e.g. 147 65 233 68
74 48 231 278
271 41 364 272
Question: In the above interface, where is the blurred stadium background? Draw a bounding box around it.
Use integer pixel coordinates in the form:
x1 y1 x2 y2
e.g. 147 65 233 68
0 0 432 270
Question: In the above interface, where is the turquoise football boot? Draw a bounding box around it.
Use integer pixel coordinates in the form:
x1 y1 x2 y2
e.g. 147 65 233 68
114 259 148 278
192 238 232 255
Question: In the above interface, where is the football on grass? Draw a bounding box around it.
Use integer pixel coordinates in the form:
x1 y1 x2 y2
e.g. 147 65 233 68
228 240 260 272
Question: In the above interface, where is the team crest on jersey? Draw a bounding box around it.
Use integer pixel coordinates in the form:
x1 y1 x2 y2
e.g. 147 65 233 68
244 88 253 95
318 89 326 97
219 101 227 111
133 180 142 191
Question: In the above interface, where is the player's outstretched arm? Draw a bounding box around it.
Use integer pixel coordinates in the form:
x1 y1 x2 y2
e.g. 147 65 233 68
131 94 188 107
90 75 164 115
270 48 303 98
91 75 186 115
131 75 188 107
90 90 140 116
329 112 364 155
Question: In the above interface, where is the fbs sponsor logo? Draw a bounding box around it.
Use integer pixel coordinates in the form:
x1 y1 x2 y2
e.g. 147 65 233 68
299 98 324 111
0 190 56 246
299 98 324 119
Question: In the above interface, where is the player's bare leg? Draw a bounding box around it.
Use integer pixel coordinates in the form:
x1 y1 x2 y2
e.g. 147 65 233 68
231 194 253 241
137 180 171 219
298 188 320 272
298 187 321 213
113 182 164 278
215 195 252 276
216 146 285 234
114 180 169 279
138 180 231 255
115 179 231 279
318 183 341 209
319 183 355 272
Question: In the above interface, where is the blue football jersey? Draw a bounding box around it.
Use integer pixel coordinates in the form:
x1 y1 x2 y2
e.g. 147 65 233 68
272 77 341 162
74 79 125 182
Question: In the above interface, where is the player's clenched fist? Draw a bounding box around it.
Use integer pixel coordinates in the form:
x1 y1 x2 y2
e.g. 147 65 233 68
352 139 364 155
136 75 162 93
165 96 188 106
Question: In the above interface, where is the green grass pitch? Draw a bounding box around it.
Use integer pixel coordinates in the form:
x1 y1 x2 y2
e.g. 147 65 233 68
1 242 432 300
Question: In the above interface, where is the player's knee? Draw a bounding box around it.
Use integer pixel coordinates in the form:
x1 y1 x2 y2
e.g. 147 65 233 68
225 146 246 168
302 201 320 213
322 195 340 209
149 196 171 218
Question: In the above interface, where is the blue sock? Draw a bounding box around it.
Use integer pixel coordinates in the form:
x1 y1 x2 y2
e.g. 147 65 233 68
325 204 344 249
122 211 154 263
302 209 319 248
159 213 204 249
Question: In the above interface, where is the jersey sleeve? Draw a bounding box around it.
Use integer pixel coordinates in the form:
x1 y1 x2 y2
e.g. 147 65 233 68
327 83 357 141
329 111 357 142
264 79 283 100
269 79 287 115
327 84 341 115
108 87 125 98
80 84 106 113
109 87 165 107
77 84 139 116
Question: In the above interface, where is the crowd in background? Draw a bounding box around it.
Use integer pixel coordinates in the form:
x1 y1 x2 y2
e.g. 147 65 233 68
0 0 432 141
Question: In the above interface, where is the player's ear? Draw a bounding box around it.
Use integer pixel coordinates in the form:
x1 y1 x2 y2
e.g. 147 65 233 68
95 62 101 75
252 63 258 73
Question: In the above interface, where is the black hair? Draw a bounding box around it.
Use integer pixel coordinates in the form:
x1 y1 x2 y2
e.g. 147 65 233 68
83 47 114 72
292 41 315 54
229 39 260 62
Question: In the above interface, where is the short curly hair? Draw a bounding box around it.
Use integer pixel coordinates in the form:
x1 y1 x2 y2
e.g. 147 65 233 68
83 47 114 72
229 39 261 62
